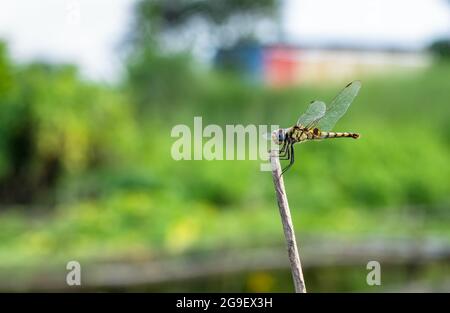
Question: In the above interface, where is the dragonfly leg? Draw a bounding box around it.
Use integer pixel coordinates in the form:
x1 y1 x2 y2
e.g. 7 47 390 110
277 141 286 155
278 140 290 158
281 144 295 175
279 142 291 160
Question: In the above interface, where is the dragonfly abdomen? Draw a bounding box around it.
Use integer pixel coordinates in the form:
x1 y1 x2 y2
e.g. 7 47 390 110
320 131 359 139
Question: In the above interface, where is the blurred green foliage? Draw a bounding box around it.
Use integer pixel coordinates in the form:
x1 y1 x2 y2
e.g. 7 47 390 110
127 0 278 114
131 0 278 45
429 39 450 59
0 36 449 274
0 44 138 204
0 0 447 292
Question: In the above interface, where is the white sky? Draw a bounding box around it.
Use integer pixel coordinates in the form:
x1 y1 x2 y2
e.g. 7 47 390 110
0 0 449 81
284 0 450 48
0 0 135 82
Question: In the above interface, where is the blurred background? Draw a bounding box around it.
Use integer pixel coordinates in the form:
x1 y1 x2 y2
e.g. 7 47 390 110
0 0 449 292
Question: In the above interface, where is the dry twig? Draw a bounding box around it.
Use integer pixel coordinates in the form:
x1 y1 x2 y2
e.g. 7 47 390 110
270 150 306 293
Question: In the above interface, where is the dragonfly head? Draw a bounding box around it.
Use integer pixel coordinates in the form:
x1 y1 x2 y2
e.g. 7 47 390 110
272 128 286 145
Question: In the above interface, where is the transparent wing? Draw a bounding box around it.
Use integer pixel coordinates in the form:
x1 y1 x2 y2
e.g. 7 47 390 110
317 81 361 131
296 100 326 127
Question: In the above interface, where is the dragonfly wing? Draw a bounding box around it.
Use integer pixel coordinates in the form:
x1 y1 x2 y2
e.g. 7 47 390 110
296 100 326 127
317 81 361 131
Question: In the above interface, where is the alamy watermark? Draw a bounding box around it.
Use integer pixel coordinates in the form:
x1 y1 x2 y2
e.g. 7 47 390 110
65 0 81 26
366 260 381 286
66 260 81 286
171 117 280 171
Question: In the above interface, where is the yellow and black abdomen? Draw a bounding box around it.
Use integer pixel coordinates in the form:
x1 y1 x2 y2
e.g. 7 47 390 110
288 126 359 143
320 131 359 139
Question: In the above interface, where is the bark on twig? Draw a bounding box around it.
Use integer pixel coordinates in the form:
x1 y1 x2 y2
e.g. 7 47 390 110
270 150 306 293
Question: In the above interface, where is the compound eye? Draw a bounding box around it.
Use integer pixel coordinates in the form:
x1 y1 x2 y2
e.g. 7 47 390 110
278 131 284 142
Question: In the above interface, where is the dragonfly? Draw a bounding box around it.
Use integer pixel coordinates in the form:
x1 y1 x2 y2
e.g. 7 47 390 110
272 81 361 175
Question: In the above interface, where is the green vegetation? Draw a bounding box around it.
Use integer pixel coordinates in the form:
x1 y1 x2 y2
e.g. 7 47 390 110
0 36 449 274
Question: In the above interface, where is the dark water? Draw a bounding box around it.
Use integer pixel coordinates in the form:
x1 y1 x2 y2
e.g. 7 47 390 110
93 261 449 293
